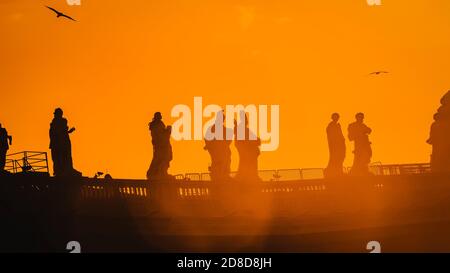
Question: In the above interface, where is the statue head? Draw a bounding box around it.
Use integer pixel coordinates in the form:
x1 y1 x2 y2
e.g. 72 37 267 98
331 113 340 122
54 108 63 118
153 112 162 121
355 112 365 122
440 90 450 105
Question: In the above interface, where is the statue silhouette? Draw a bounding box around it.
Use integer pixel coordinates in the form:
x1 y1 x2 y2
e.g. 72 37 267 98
147 112 173 180
204 111 232 181
348 113 372 175
324 113 346 178
49 108 80 177
234 112 261 182
0 123 12 173
428 91 450 173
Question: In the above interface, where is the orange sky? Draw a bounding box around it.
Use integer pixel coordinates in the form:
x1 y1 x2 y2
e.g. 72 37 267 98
1 0 450 179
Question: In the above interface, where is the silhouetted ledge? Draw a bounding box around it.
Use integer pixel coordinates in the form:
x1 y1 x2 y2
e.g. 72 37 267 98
1 173 450 252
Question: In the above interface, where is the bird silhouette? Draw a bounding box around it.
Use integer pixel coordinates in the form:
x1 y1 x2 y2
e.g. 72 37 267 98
46 6 76 21
369 71 389 76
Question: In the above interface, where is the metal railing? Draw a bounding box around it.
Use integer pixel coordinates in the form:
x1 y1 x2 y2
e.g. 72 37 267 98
174 163 431 182
374 163 431 175
5 151 49 174
2 151 430 181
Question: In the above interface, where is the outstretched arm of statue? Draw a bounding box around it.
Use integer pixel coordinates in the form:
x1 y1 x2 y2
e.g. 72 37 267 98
68 127 76 134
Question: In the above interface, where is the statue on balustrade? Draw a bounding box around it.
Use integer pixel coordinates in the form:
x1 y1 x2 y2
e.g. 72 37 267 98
324 113 346 178
204 111 232 181
49 108 81 177
234 112 261 182
0 123 12 173
428 91 450 173
348 112 372 176
147 112 173 180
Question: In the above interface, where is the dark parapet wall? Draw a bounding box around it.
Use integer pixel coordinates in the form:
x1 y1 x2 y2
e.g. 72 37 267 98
1 173 450 252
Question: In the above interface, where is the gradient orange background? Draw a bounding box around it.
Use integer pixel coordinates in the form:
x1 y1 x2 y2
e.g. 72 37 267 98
1 0 450 179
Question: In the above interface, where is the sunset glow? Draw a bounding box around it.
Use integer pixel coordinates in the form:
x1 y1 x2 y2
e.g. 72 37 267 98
1 0 450 178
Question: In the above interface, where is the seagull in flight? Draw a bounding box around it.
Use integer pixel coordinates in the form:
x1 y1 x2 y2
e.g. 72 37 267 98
369 71 389 76
46 6 76 21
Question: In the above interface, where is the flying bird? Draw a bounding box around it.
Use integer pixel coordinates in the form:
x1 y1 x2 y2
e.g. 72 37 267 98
46 6 76 21
369 71 389 76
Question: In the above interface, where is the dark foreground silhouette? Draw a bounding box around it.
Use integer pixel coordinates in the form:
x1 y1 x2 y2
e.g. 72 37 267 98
0 124 12 173
1 173 450 252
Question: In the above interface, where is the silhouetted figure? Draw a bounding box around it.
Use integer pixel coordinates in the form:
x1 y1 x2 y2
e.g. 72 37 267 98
427 113 447 172
428 91 450 173
234 112 261 182
348 113 372 175
49 108 79 177
324 113 346 177
0 124 12 173
147 112 173 180
204 111 232 181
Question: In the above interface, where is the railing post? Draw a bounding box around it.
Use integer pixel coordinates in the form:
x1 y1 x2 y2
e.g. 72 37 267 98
45 152 49 174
